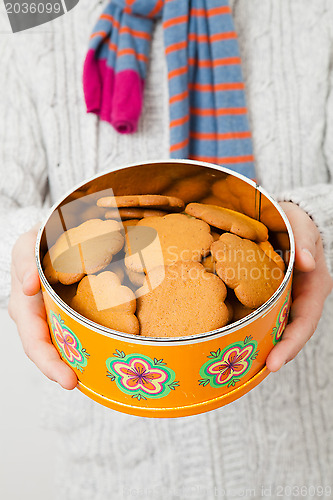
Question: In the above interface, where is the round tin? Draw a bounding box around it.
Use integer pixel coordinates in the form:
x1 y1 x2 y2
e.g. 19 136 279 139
36 160 295 418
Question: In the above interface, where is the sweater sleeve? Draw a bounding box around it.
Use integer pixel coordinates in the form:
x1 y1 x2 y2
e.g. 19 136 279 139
275 184 333 274
274 67 333 275
0 36 49 307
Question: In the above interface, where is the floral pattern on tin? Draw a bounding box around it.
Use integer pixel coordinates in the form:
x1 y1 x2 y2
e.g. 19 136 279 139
106 350 179 401
272 290 291 345
199 336 259 389
50 311 89 372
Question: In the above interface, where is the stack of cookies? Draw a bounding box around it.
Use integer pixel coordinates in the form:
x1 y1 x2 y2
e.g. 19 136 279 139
43 192 286 338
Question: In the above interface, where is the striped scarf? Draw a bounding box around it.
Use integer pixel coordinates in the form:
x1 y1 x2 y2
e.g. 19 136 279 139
83 0 255 178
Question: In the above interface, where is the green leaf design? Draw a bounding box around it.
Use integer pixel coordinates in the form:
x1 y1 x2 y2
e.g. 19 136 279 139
113 349 126 358
208 348 221 359
106 370 116 381
199 378 210 387
244 335 253 345
132 393 147 401
251 350 259 360
168 381 180 390
153 358 166 366
227 378 240 388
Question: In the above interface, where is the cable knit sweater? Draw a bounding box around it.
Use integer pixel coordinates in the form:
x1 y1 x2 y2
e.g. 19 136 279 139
0 1 333 499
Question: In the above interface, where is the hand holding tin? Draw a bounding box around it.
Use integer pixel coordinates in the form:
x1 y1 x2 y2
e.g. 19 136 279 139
8 225 77 391
266 202 333 372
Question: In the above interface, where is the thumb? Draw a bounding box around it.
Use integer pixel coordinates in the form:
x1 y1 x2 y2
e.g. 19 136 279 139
22 269 41 296
279 202 318 272
12 225 41 296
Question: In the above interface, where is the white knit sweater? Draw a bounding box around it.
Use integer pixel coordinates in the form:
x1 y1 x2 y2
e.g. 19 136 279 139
0 1 333 498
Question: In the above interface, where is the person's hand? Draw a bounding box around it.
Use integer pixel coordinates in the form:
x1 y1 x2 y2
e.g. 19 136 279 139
8 224 77 390
266 202 333 372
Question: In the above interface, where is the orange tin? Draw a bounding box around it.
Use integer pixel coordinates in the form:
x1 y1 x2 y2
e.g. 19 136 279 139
36 160 294 418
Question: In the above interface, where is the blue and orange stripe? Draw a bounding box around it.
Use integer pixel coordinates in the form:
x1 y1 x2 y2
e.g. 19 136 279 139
86 0 255 179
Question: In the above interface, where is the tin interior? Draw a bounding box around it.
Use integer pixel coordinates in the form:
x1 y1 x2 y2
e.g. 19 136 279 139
37 160 295 343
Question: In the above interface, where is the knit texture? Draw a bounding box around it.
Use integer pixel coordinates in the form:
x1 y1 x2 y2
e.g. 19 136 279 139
84 0 255 177
0 1 333 498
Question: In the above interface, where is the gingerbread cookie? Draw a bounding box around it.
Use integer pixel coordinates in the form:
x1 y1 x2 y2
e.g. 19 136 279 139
258 241 285 271
125 213 213 273
224 300 234 324
211 233 284 308
211 230 222 242
53 283 78 306
185 203 268 242
232 301 255 321
101 261 125 283
122 219 140 227
97 194 184 212
43 219 124 285
136 261 229 337
227 289 255 322
71 271 139 334
121 223 151 287
202 254 215 274
105 208 168 220
232 301 255 322
126 268 146 288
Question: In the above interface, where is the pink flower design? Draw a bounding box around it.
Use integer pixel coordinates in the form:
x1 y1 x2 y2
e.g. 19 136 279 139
107 353 178 399
112 358 168 395
50 312 88 371
199 337 258 388
272 291 290 345
207 344 255 385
